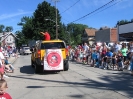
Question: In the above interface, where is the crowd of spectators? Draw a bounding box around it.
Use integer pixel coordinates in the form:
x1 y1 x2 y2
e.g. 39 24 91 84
0 45 17 79
69 41 133 76
0 45 17 98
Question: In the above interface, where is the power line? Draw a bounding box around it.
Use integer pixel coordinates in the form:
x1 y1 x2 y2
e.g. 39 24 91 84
71 0 117 23
62 18 70 23
79 0 123 22
60 0 80 14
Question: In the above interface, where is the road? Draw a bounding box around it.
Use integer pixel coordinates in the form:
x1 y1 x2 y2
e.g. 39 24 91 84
6 55 133 99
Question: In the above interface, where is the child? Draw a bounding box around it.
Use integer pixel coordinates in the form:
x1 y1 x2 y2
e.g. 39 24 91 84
83 50 87 64
76 49 80 62
0 80 12 99
5 57 15 73
112 52 117 70
91 49 97 67
117 51 123 71
95 51 100 68
79 51 83 62
102 56 107 69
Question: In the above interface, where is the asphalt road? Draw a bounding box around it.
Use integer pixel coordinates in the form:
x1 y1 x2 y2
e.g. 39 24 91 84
6 55 133 99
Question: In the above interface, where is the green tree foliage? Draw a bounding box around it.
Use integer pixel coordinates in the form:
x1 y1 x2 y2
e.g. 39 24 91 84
32 1 62 40
58 23 68 42
0 25 5 32
15 31 28 47
67 23 88 45
17 16 32 26
18 16 34 39
0 25 13 32
18 1 90 45
20 1 65 40
116 19 133 26
22 17 34 39
5 26 13 32
131 18 133 22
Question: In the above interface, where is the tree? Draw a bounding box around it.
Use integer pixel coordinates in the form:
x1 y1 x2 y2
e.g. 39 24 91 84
31 1 62 40
67 23 88 45
17 16 34 40
5 26 13 32
22 17 34 40
131 18 133 22
0 25 5 32
19 1 63 40
0 25 14 32
58 23 68 42
18 1 91 45
17 16 32 26
116 20 130 26
15 31 28 47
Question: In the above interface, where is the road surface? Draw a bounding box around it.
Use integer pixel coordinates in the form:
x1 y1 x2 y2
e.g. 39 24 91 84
6 55 133 99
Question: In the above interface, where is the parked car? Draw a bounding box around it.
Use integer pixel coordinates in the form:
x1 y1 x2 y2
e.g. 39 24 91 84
20 47 32 55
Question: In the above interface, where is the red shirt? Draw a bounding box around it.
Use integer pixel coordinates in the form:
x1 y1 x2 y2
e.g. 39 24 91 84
96 45 100 51
44 32 50 40
0 93 12 99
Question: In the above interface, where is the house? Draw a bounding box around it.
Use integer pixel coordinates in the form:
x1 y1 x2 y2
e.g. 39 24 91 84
82 28 97 45
95 27 118 43
0 32 18 47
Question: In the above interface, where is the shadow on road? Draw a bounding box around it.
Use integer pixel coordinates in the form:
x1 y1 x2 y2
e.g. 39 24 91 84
20 65 60 75
69 94 84 98
82 71 133 98
27 86 45 88
11 71 133 98
20 65 35 74
15 64 133 98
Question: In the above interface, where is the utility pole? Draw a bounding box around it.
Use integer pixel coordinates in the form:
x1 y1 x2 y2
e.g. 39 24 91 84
52 0 59 39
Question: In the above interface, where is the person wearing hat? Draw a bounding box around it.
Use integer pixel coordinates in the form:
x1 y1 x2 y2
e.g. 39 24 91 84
40 31 51 40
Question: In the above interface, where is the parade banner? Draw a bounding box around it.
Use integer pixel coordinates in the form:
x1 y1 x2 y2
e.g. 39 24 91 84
43 49 63 70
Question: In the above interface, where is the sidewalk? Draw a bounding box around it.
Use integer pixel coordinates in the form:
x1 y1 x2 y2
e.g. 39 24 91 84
8 55 18 64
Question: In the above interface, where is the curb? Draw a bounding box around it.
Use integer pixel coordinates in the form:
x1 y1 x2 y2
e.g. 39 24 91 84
8 57 18 64
11 57 18 64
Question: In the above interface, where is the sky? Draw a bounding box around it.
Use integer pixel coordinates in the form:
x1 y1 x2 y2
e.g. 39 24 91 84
0 0 133 33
